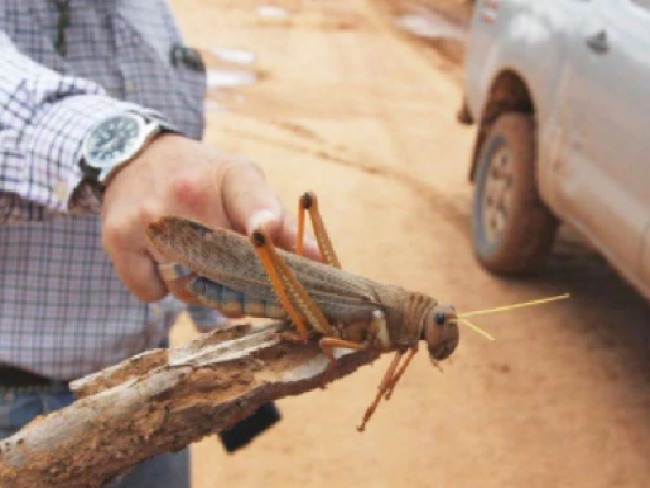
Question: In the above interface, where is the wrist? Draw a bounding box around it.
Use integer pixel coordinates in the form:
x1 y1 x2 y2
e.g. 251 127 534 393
80 110 178 189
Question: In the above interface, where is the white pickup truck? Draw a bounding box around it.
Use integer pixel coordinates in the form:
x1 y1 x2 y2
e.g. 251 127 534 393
460 0 650 301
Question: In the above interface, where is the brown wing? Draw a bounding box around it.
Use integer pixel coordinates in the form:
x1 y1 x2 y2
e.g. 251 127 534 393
147 217 394 319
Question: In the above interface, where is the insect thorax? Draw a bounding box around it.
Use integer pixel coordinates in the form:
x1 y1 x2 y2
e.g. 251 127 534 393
384 290 438 348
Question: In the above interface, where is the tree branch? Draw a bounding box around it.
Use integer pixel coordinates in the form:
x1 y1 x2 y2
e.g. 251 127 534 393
0 322 380 487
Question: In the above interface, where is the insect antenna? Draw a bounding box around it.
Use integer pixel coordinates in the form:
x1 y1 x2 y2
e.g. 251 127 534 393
459 317 495 341
460 293 570 318
457 293 570 340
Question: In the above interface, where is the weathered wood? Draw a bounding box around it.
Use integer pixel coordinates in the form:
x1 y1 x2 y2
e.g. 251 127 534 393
0 322 380 487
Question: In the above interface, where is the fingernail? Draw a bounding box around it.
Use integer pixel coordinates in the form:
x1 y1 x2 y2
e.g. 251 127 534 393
247 209 280 234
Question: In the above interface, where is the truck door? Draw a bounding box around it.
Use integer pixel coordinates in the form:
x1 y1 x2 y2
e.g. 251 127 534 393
558 0 650 279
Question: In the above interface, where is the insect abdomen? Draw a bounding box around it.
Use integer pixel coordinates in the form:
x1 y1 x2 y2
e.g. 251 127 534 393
187 277 286 318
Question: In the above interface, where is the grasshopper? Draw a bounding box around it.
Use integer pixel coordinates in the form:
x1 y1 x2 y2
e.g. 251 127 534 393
147 192 459 431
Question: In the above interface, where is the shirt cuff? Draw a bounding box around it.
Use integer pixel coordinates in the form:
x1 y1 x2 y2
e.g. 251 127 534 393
20 95 152 213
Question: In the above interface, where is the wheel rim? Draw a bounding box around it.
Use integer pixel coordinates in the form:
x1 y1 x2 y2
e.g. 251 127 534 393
481 145 513 245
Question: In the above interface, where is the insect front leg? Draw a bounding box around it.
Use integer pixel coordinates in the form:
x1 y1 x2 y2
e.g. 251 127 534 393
383 346 418 400
357 350 404 432
357 331 418 432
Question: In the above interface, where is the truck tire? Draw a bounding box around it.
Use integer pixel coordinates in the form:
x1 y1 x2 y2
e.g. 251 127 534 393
472 112 557 274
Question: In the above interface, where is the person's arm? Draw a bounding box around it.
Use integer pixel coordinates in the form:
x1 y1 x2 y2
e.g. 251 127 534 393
0 31 152 222
0 31 320 302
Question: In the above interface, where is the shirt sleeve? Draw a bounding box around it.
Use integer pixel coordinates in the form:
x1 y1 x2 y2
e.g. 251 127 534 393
0 31 148 223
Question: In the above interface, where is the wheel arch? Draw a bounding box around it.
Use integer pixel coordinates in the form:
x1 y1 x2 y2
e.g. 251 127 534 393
469 70 536 182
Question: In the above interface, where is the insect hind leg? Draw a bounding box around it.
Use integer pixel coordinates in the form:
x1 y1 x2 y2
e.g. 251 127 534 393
250 228 333 340
296 191 341 268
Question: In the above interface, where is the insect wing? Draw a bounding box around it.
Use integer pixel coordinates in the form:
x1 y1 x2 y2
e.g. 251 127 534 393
147 217 384 319
148 217 274 299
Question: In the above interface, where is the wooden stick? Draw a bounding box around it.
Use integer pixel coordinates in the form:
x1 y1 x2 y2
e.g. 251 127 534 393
0 322 380 488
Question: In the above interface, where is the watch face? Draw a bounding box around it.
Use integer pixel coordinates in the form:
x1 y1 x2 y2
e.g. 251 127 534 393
84 114 143 168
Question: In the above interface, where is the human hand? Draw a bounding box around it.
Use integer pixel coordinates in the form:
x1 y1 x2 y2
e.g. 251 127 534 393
101 133 320 302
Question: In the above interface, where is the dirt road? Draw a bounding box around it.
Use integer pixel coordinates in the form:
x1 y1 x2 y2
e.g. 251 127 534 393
168 1 650 487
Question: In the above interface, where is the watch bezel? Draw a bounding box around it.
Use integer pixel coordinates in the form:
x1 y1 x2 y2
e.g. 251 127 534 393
81 113 150 171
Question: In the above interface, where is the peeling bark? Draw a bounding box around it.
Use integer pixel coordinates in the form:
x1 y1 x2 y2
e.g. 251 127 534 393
0 322 380 487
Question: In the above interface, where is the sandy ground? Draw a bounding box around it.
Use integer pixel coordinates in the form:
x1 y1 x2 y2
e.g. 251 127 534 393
167 1 650 487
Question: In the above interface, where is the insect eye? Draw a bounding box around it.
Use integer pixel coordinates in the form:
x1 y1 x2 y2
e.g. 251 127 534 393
434 311 446 326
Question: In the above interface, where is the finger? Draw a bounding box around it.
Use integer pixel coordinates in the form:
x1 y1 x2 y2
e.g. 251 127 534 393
271 213 323 261
115 250 167 302
247 208 283 236
219 157 284 234
247 206 322 261
217 156 322 260
104 229 168 302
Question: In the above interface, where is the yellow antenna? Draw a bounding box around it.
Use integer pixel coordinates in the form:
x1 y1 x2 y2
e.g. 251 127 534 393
460 318 495 341
457 293 570 341
459 293 570 319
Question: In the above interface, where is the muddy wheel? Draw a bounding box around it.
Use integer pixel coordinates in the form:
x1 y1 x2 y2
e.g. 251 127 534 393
471 112 558 274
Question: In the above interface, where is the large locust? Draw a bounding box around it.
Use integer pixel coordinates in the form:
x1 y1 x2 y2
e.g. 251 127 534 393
147 192 458 430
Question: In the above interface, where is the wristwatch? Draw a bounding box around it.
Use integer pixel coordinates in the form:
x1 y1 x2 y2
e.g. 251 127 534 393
80 110 177 187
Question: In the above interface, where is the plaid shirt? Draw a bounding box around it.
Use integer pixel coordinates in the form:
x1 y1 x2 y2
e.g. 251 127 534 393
0 0 220 380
